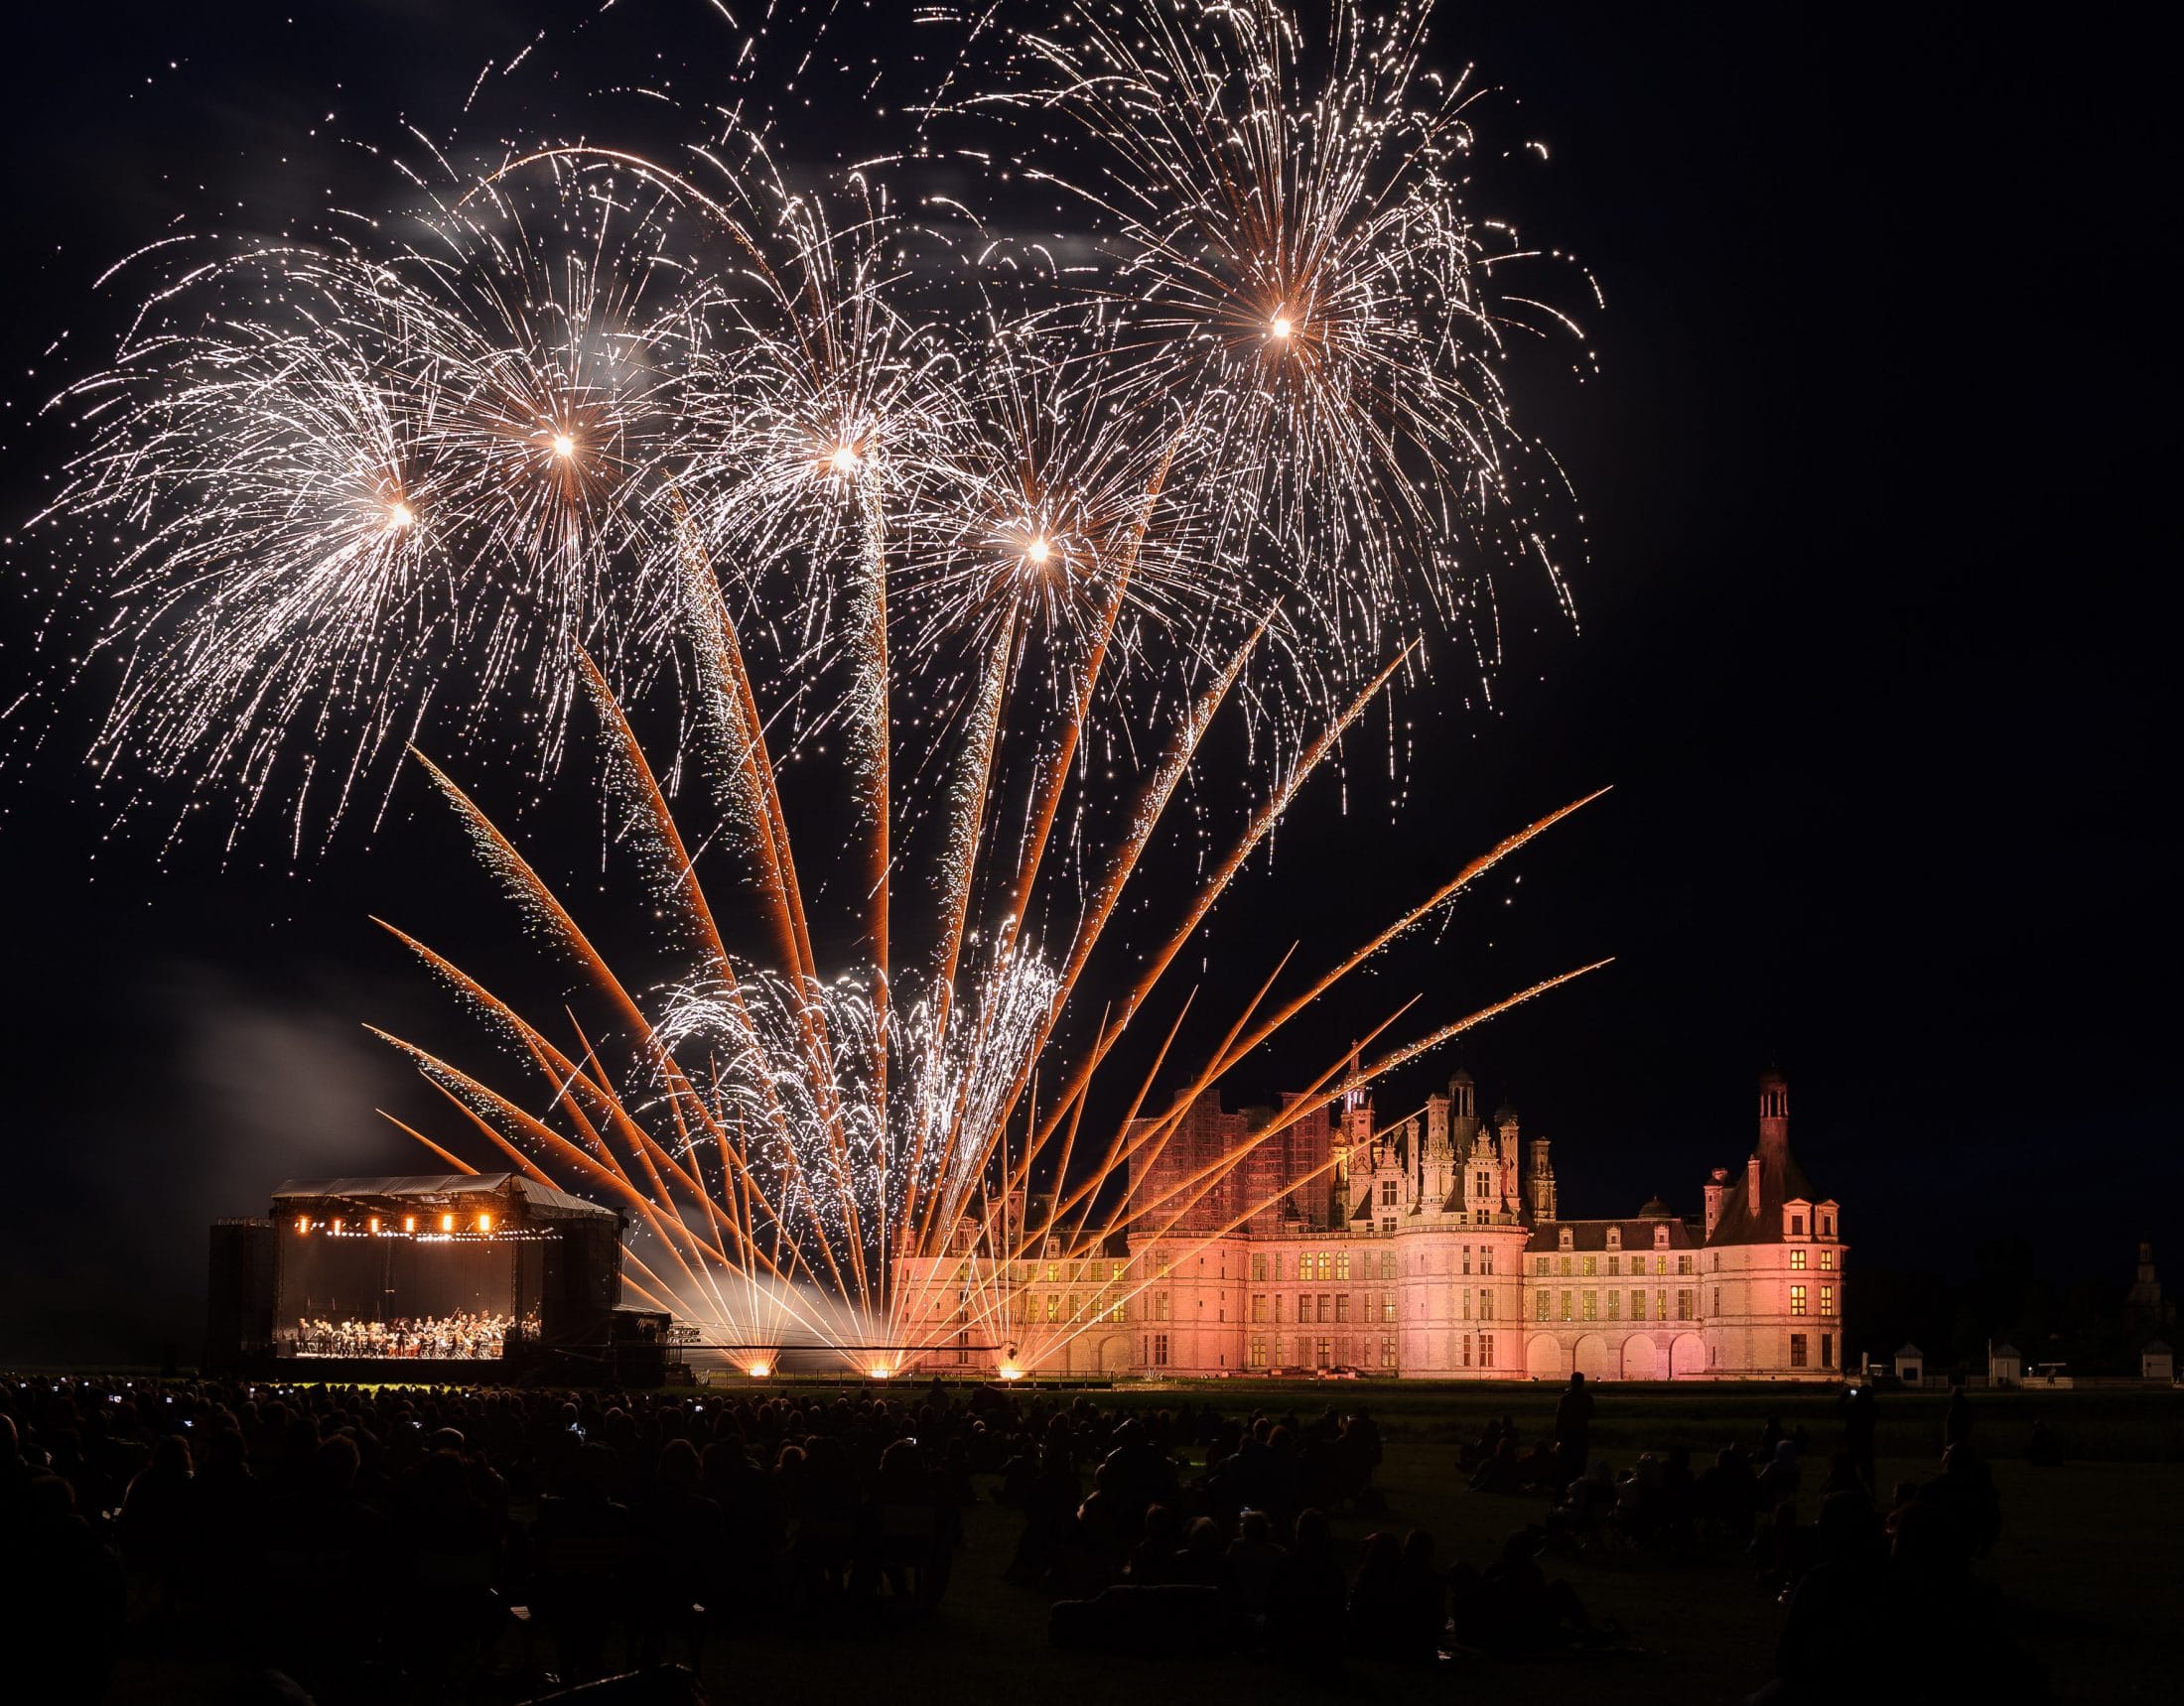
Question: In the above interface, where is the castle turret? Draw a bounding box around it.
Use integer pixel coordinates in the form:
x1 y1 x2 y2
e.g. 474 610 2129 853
1759 1066 1789 1141
1448 1068 1478 1138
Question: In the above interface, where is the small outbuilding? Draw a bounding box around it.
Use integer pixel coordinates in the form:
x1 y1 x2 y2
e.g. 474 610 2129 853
2143 1340 2175 1383
1894 1343 1926 1386
1988 1343 2022 1386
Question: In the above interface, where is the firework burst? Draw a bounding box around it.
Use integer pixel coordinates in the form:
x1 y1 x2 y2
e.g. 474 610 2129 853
28 1 1609 1371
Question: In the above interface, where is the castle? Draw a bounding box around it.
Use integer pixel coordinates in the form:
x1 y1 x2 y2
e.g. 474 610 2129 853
896 1067 1843 1381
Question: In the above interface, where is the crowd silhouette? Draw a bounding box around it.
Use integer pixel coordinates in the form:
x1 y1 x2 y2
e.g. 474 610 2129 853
0 1369 2054 1703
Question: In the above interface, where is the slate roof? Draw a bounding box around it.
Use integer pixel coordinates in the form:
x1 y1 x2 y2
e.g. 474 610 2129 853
1706 1132 1829 1247
1525 1216 1701 1254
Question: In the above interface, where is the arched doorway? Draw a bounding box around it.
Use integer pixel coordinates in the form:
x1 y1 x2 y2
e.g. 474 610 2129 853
1525 1335 1563 1378
1621 1335 1662 1381
1099 1334 1134 1375
1672 1333 1707 1378
1572 1334 1610 1380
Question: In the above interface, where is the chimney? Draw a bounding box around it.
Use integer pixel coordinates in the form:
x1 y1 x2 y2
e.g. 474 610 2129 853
1704 1167 1730 1238
1746 1153 1763 1217
1528 1135 1557 1222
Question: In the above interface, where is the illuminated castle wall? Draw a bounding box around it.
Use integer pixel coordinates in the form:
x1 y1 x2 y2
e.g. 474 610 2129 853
897 1067 1843 1381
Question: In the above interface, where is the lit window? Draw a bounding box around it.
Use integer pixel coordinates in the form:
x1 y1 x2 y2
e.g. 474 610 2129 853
1335 1251 1351 1282
1606 1290 1620 1320
1790 1284 1808 1316
1821 1249 1835 1270
1560 1255 1572 1277
1582 1255 1597 1277
1045 1295 1059 1323
1536 1291 1550 1321
1560 1290 1572 1321
1631 1290 1646 1320
1252 1254 1268 1282
1791 1249 1808 1270
1382 1294 1398 1323
1582 1291 1597 1320
1252 1294 1267 1324
1250 1338 1267 1369
1820 1286 1835 1315
1537 1256 1550 1276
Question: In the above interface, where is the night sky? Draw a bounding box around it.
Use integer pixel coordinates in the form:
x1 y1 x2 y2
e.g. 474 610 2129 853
1 2 2173 1366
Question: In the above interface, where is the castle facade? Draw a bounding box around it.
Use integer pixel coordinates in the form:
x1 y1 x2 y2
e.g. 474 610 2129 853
896 1067 1843 1381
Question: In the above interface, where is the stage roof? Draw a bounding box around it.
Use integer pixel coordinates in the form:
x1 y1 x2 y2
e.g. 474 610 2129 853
270 1174 616 1221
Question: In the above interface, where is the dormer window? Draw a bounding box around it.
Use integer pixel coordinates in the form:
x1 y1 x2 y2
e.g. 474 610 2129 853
1791 1214 1805 1236
1559 1227 1574 1250
1654 1226 1671 1249
1606 1227 1622 1249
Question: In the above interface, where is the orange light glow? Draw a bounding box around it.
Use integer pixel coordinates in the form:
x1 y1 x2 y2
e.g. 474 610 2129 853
1024 536 1052 566
385 500 415 531
478 1213 493 1233
998 1364 1024 1381
549 432 575 459
827 444 861 475
296 1216 309 1235
748 1362 772 1378
367 1217 380 1235
440 1213 456 1233
403 1216 417 1234
1270 314 1295 340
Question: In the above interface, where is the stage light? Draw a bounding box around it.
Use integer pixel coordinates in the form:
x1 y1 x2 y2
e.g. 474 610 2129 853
477 1213 493 1234
441 1213 456 1233
748 1362 771 1378
296 1216 309 1235
867 1365 893 1380
998 1364 1024 1381
367 1217 380 1235
331 1219 342 1236
403 1215 417 1234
